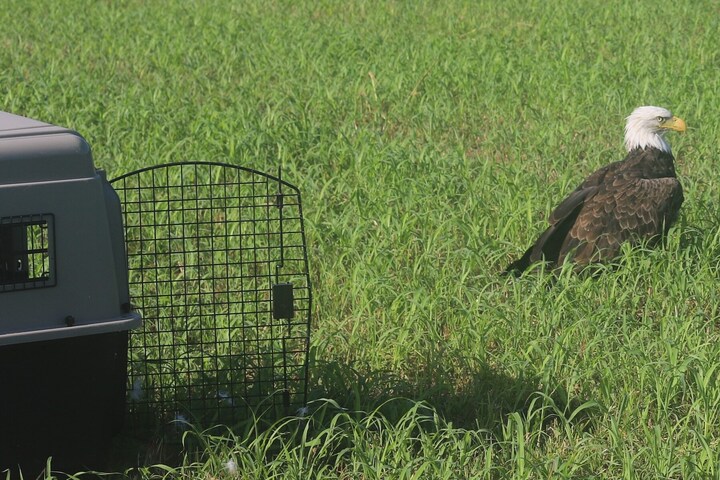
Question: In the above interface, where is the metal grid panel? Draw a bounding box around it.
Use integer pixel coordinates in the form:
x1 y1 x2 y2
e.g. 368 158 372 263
0 214 55 292
111 163 311 428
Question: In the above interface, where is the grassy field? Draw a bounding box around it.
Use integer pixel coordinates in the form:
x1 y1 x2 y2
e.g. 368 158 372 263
3 0 720 478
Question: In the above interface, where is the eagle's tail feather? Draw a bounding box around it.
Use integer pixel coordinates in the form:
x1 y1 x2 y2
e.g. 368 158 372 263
503 245 534 276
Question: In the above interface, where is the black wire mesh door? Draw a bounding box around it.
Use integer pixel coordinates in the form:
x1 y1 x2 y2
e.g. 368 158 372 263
111 162 312 429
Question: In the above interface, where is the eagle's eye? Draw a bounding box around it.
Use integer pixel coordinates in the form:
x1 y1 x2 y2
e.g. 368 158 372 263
657 116 665 123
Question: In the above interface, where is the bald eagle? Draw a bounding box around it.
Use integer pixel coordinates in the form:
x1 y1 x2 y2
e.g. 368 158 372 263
505 106 686 275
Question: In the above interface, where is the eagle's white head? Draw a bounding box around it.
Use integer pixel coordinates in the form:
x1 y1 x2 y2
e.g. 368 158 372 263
624 106 686 154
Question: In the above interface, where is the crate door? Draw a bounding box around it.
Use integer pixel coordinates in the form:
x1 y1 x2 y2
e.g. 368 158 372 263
111 162 312 427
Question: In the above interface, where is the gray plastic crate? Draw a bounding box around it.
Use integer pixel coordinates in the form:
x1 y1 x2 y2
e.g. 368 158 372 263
0 111 140 343
0 111 141 474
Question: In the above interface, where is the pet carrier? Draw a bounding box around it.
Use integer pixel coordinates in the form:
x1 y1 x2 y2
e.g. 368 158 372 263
0 111 141 473
0 110 313 473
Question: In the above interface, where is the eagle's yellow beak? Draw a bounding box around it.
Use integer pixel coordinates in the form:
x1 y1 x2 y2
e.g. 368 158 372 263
661 116 687 133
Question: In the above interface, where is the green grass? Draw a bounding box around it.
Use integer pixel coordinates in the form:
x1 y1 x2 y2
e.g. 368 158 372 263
3 0 720 478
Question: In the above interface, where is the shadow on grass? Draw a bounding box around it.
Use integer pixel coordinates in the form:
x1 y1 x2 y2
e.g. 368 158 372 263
308 358 596 435
98 358 599 478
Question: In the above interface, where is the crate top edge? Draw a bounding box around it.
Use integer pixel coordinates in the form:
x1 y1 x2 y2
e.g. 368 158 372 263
0 111 97 185
0 111 52 132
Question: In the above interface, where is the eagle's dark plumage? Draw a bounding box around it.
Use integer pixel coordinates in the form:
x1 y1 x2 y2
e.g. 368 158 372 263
505 106 686 275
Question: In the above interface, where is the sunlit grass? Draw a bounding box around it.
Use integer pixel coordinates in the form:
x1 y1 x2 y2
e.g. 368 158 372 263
3 0 720 478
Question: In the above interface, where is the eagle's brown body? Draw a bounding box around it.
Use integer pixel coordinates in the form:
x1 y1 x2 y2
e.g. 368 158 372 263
505 146 683 274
